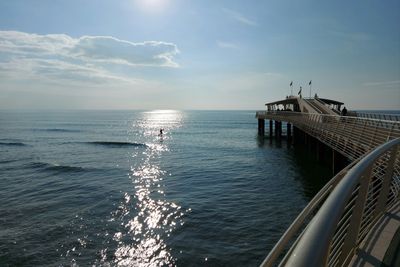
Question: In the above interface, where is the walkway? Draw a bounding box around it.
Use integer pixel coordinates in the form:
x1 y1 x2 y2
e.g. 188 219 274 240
349 202 400 267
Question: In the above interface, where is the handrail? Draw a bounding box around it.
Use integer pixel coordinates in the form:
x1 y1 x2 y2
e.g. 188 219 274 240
259 138 400 267
356 112 400 122
303 99 324 114
314 98 340 115
259 161 357 267
286 138 400 266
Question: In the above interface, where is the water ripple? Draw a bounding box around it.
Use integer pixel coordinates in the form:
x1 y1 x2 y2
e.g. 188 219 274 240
98 110 186 266
88 141 148 148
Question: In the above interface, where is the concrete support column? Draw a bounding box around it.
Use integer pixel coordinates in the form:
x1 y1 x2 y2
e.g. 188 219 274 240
316 141 323 162
332 149 337 175
269 120 273 138
278 121 282 139
304 131 308 145
332 149 347 175
287 123 292 146
293 126 298 145
258 119 265 136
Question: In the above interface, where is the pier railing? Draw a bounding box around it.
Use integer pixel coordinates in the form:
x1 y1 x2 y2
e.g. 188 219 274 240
256 111 400 161
260 138 400 267
355 112 400 122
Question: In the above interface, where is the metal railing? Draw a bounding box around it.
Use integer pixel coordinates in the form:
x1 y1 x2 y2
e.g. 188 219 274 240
314 98 340 115
260 138 400 267
303 99 323 114
356 112 400 122
256 111 400 161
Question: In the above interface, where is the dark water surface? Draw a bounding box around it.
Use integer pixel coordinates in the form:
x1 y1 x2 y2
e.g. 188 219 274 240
0 110 332 266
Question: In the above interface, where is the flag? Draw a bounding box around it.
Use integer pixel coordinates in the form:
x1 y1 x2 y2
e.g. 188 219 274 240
290 81 293 86
298 86 302 95
309 80 312 85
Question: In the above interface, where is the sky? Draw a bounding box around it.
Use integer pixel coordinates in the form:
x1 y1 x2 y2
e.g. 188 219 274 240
0 0 399 110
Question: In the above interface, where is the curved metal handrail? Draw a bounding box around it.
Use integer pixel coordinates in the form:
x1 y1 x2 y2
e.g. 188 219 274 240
259 161 357 267
260 138 400 267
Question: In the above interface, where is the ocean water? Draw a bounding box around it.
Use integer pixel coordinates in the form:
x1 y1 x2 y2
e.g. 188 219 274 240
0 110 332 266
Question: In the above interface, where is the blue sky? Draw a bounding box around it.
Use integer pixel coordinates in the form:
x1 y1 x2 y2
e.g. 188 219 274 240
0 0 399 110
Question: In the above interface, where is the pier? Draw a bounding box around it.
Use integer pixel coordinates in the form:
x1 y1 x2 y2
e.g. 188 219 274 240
257 96 399 174
256 95 400 267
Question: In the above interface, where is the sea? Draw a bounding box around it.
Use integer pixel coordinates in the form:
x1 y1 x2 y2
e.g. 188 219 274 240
0 110 334 266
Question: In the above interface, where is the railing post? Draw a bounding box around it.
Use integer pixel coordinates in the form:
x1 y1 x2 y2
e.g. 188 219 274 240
388 124 395 140
368 124 378 149
373 146 398 219
338 164 374 266
348 117 357 140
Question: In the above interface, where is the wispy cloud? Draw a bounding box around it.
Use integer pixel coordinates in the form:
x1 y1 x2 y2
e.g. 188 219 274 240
216 40 239 49
363 80 400 87
329 30 372 42
0 30 180 86
222 8 257 26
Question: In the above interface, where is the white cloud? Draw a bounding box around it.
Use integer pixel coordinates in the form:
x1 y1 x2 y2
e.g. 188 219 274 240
0 30 179 87
0 31 179 67
222 8 257 26
0 31 76 55
70 36 179 67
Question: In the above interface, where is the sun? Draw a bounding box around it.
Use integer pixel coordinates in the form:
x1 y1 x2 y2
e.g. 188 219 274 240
136 0 169 12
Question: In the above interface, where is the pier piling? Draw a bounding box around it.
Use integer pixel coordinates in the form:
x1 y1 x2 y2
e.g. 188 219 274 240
274 121 282 140
269 120 273 138
287 123 292 142
258 119 265 136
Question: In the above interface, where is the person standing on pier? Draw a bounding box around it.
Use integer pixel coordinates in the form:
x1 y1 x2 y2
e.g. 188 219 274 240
341 107 347 116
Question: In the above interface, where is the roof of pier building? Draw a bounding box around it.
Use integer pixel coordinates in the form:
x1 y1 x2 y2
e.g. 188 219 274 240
265 96 343 107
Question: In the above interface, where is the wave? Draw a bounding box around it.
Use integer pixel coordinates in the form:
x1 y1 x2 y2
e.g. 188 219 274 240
0 159 20 164
87 141 148 148
29 162 87 173
175 131 218 135
0 142 27 146
46 128 81 133
34 128 81 133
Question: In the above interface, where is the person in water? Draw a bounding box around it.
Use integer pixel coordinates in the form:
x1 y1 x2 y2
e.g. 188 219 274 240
159 129 164 136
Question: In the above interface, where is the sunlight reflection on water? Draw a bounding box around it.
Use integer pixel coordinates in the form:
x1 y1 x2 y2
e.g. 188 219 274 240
137 110 184 139
111 110 186 266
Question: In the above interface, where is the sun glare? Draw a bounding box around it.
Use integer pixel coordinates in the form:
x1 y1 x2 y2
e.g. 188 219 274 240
136 0 169 12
